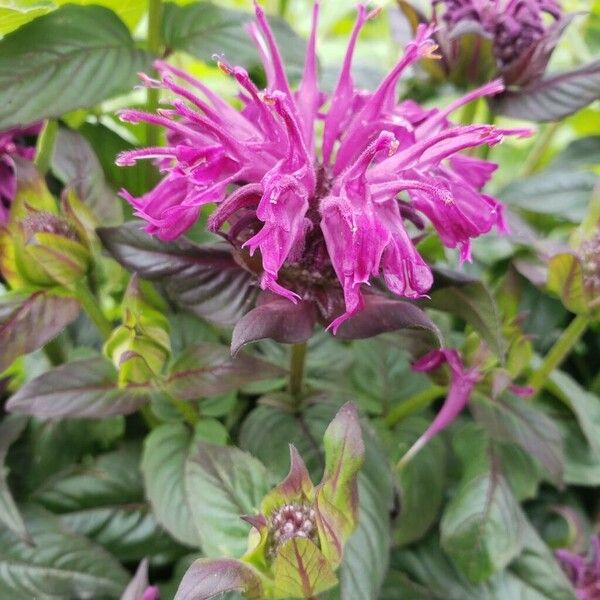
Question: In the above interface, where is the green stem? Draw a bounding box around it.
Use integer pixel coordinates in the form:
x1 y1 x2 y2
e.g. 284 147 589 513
165 390 199 425
527 314 590 393
383 385 446 428
34 119 58 175
288 342 307 404
145 0 163 186
73 281 113 340
521 121 561 177
278 0 290 18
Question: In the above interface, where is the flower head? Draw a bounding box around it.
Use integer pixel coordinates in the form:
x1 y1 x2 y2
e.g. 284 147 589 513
431 0 568 85
0 123 41 225
580 227 600 305
118 2 529 332
556 535 600 600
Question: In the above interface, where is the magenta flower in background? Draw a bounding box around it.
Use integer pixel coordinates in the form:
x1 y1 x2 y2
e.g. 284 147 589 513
399 348 480 465
0 123 41 225
556 535 600 599
117 2 530 332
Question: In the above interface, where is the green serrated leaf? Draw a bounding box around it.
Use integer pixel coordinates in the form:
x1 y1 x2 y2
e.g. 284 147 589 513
0 4 150 128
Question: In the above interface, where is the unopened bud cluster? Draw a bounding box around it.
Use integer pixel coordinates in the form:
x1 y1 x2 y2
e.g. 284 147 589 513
269 503 317 552
21 212 78 242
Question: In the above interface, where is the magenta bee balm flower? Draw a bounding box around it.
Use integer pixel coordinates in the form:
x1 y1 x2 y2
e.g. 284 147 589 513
0 123 41 225
117 2 530 332
556 535 600 600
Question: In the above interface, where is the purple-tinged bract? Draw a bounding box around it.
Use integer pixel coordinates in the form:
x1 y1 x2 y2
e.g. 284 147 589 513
117 2 530 331
556 535 600 600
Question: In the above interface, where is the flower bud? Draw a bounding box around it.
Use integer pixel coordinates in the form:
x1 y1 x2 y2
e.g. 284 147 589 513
11 210 91 287
103 277 170 387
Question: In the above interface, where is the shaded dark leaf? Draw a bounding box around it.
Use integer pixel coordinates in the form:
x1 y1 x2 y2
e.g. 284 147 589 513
7 357 150 418
161 2 305 79
0 415 30 543
426 268 505 358
0 505 128 599
393 417 446 546
499 170 597 222
98 222 257 326
440 425 525 583
231 295 316 355
0 290 80 373
165 342 284 399
491 58 600 122
0 5 150 128
471 392 564 486
51 128 122 225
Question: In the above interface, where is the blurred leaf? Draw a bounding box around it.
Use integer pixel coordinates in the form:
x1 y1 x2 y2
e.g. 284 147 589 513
471 392 564 486
161 2 305 79
240 400 394 600
426 269 505 358
393 416 446 546
55 0 147 30
51 128 123 225
7 357 150 418
440 425 526 583
561 420 600 486
491 58 600 122
0 2 52 36
0 4 150 128
0 415 30 543
551 135 600 170
547 253 589 314
0 505 128 599
500 170 597 222
495 442 541 502
0 290 80 373
166 342 284 400
548 369 600 460
79 121 147 197
98 222 258 326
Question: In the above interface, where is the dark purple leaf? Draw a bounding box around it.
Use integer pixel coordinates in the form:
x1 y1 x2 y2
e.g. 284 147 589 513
0 291 80 373
174 559 262 600
491 58 600 122
231 294 317 355
7 357 150 418
335 294 442 344
425 268 505 359
51 128 123 225
165 342 284 400
98 222 257 326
